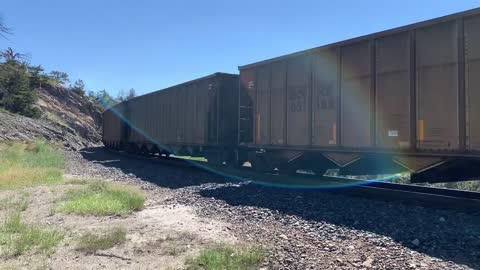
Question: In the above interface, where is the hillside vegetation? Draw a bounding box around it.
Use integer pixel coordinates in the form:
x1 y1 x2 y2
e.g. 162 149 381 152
0 52 105 148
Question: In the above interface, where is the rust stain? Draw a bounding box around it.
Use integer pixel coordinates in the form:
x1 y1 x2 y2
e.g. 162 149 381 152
418 120 424 141
256 113 261 143
332 122 337 144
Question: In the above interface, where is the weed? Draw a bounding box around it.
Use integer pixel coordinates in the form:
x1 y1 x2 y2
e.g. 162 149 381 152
163 243 187 256
393 176 480 192
76 227 127 254
0 193 29 212
47 207 56 217
187 244 265 270
66 179 92 185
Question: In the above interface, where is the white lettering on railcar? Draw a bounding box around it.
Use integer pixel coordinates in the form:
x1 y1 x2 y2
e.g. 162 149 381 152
388 130 399 137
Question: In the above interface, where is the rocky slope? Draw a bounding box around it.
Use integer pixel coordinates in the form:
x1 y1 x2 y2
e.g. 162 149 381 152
0 85 103 150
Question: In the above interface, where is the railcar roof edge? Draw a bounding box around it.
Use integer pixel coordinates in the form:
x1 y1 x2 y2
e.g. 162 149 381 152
107 72 238 112
238 7 480 70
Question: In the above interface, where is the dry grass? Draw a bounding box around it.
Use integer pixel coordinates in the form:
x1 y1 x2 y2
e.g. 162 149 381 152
0 193 29 212
65 179 93 185
0 142 64 190
0 266 18 270
76 227 127 254
394 176 480 192
57 181 145 216
431 180 480 192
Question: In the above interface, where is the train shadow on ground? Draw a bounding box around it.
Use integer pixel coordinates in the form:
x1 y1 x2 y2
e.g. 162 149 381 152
81 146 480 269
78 147 230 189
198 184 480 269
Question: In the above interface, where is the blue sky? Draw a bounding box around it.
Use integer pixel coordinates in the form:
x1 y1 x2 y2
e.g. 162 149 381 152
1 1 479 96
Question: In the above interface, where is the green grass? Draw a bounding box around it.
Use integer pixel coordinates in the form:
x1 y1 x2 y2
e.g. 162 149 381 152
0 142 64 190
0 212 63 257
187 244 265 270
57 181 145 216
76 227 127 254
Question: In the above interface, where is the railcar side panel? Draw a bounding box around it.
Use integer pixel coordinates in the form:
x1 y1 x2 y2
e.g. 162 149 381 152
340 41 372 148
165 90 174 144
156 92 164 146
286 56 311 146
239 70 255 144
207 78 218 144
201 79 211 144
255 65 271 145
193 83 201 145
184 84 194 144
270 61 287 145
103 109 121 144
219 75 240 146
416 21 459 151
465 15 480 151
375 32 411 149
128 99 138 143
312 49 339 147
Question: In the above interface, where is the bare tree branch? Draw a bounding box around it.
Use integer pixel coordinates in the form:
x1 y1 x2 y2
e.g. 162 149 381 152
0 47 28 62
0 16 12 39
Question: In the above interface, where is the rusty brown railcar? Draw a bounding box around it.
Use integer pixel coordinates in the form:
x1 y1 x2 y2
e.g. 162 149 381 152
102 103 129 149
238 8 480 182
102 73 239 162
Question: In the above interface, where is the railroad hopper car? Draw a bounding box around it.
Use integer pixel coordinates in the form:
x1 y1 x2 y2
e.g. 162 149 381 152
102 73 239 162
237 8 480 182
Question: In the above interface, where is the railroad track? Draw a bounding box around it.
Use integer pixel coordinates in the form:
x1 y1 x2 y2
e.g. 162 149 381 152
105 148 480 213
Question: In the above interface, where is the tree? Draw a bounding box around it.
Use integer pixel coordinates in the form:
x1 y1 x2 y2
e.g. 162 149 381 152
126 88 136 100
96 90 118 109
0 60 40 118
0 47 28 62
27 64 49 89
87 90 96 98
49 70 69 85
71 79 85 96
116 89 126 101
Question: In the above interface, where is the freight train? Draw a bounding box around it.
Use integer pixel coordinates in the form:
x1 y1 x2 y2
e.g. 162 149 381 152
103 8 480 183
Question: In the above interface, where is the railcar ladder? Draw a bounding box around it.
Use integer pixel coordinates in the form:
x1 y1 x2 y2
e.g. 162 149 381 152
238 105 253 144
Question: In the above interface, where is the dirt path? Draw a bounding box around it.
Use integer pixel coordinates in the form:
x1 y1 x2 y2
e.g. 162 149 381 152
0 178 236 270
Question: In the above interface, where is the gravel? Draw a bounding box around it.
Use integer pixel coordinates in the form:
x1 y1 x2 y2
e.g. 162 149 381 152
66 147 480 270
